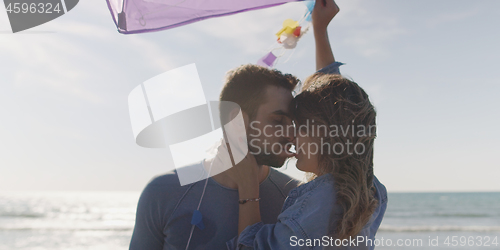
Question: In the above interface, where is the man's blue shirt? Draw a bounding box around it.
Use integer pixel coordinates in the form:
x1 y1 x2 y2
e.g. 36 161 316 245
129 162 299 250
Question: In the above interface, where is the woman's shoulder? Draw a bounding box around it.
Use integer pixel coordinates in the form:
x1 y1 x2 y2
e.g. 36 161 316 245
373 175 388 204
295 173 335 197
280 174 337 218
277 174 338 239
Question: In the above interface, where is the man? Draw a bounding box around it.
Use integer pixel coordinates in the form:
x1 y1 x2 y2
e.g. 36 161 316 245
129 63 302 250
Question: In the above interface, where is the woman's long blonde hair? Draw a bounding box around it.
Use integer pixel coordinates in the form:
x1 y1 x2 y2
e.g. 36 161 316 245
294 73 378 239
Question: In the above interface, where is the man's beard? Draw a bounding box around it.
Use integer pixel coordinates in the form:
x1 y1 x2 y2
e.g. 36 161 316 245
253 153 287 168
248 140 289 168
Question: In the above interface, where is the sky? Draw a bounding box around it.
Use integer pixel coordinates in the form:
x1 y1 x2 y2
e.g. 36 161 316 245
0 0 499 192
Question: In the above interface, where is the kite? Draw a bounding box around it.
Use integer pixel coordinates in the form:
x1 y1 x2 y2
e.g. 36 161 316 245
106 0 305 34
106 0 315 67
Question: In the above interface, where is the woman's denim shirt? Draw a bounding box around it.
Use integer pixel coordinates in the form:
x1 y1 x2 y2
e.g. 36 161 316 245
226 174 388 250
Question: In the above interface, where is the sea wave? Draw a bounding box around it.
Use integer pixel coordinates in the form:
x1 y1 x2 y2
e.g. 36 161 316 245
379 225 500 232
0 226 133 231
432 213 492 218
0 212 45 218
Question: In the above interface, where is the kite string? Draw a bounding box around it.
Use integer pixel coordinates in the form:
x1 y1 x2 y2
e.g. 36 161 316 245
264 5 313 67
185 156 215 250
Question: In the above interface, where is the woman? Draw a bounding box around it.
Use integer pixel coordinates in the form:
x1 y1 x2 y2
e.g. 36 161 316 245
225 0 388 249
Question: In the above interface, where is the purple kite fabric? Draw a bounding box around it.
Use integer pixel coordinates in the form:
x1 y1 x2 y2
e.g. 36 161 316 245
106 0 303 34
257 52 277 67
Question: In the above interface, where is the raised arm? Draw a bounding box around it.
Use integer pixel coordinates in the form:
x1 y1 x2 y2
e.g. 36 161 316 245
312 0 340 71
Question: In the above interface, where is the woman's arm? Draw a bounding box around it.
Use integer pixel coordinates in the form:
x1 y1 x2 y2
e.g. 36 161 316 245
223 150 262 235
228 219 302 249
237 179 261 235
312 0 340 71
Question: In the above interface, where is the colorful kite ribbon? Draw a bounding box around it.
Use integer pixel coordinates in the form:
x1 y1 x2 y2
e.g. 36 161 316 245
257 0 315 67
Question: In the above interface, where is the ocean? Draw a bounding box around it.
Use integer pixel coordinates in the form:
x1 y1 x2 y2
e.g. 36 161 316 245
0 191 499 249
0 191 139 250
376 192 500 249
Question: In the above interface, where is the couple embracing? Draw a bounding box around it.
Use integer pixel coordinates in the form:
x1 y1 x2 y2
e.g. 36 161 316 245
130 0 387 249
